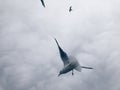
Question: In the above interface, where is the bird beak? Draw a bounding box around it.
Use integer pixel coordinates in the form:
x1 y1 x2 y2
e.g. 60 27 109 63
58 73 61 77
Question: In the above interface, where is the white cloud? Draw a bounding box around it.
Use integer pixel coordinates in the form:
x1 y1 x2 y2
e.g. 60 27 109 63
0 0 120 90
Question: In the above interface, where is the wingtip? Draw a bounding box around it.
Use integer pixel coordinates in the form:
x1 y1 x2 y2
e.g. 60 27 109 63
53 37 57 42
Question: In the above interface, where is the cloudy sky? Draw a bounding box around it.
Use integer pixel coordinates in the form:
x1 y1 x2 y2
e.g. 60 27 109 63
0 0 120 90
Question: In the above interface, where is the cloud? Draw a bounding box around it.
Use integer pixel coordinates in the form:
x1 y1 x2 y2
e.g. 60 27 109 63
0 0 120 90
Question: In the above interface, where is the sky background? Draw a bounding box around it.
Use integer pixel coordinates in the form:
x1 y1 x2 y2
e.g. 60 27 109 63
0 0 120 90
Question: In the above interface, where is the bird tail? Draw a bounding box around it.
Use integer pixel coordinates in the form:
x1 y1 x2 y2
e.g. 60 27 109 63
75 65 82 72
81 66 93 69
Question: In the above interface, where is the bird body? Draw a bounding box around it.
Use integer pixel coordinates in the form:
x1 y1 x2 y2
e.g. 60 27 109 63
69 6 72 12
58 56 81 76
54 38 93 76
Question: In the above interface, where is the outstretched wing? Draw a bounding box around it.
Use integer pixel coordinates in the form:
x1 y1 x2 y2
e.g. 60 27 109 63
81 66 93 69
54 38 69 66
40 0 45 7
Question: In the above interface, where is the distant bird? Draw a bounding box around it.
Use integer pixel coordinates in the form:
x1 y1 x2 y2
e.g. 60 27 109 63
40 0 45 7
54 38 93 76
69 6 72 12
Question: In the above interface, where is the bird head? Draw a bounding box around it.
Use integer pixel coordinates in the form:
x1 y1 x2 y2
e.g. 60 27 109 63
58 70 63 76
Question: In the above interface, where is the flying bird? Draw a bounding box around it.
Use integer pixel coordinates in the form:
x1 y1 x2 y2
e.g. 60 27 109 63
54 38 93 76
69 6 72 12
40 0 45 7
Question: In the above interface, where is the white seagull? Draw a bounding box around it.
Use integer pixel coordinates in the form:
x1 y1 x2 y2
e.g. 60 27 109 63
69 6 72 12
54 38 93 76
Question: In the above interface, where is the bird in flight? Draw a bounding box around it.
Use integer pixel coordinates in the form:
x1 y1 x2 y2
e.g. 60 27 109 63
54 38 93 76
69 6 72 12
40 0 45 7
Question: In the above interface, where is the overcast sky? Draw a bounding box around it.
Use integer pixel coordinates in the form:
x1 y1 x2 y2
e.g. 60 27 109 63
0 0 120 90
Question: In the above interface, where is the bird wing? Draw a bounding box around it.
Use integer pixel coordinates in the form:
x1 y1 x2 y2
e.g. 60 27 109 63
81 66 93 69
40 0 45 7
54 38 69 66
75 66 93 72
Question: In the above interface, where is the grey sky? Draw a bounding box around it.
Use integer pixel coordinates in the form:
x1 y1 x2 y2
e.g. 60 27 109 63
0 0 120 90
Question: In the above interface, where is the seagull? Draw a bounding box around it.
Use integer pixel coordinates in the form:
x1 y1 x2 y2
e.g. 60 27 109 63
54 38 93 76
40 0 45 7
69 6 72 12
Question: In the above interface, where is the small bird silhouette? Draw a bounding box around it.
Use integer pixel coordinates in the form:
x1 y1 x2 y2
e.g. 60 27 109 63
54 38 93 76
69 6 72 12
40 0 45 7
